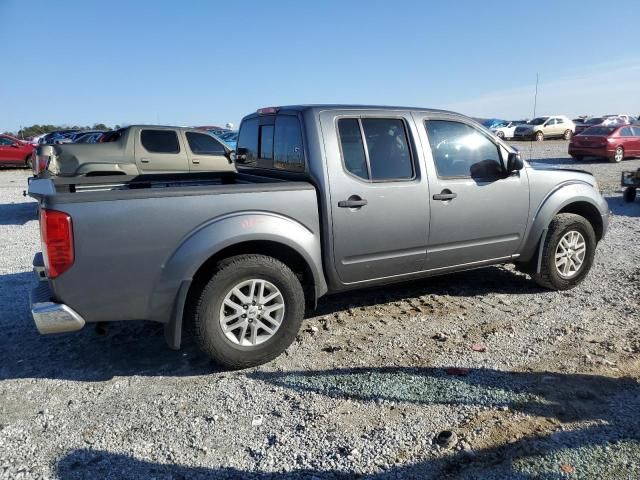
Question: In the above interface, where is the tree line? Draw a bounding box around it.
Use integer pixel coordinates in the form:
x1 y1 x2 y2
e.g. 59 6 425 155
3 124 120 139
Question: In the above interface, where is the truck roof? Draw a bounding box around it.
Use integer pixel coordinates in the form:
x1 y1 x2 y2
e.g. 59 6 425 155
249 104 459 117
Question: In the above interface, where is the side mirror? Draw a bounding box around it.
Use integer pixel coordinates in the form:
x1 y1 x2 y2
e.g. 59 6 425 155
507 152 524 172
12 143 21 148
235 147 247 162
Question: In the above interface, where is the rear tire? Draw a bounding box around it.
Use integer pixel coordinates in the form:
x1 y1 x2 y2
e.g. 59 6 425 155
610 146 624 163
497 131 505 139
192 254 305 369
623 186 637 203
535 131 544 142
531 213 596 291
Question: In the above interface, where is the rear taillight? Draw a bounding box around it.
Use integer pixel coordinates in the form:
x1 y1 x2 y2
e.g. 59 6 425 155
40 209 74 278
36 154 49 173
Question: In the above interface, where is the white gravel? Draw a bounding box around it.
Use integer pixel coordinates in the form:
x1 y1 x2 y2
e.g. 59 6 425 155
1 142 639 479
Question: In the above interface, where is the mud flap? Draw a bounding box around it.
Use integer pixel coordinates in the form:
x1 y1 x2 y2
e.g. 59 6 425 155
164 280 191 350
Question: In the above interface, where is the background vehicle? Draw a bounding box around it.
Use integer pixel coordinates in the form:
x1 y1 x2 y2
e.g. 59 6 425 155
73 132 105 144
513 116 576 141
28 105 609 368
490 121 526 139
34 125 235 176
602 114 636 125
574 117 605 135
215 130 238 149
621 168 640 202
569 124 640 163
0 134 35 167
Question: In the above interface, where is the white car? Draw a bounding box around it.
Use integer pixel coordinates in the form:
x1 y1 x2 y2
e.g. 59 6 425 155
602 114 636 126
490 121 523 139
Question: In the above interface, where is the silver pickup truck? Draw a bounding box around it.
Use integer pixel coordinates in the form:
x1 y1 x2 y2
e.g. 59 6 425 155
28 105 609 368
33 125 235 176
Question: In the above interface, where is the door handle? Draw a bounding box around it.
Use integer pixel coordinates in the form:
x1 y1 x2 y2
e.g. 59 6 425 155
338 196 368 208
140 157 150 164
433 191 457 201
192 158 200 164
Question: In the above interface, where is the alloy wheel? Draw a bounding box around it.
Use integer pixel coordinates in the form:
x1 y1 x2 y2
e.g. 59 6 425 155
554 230 586 278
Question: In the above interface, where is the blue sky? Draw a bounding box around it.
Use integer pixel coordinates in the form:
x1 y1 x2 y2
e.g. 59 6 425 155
1 0 639 132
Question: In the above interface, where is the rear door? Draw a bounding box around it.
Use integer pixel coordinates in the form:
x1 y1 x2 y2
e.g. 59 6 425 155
134 128 189 172
320 110 430 284
183 130 234 172
631 127 640 154
0 136 14 163
417 115 530 269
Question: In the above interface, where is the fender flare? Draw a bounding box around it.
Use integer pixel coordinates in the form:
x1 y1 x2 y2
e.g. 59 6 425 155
149 211 326 328
519 181 605 263
76 163 139 176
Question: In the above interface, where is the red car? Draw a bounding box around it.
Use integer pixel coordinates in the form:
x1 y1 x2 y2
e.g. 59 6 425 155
569 125 640 163
0 134 35 168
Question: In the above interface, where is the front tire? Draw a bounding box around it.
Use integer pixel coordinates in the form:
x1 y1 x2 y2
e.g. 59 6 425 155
192 254 305 369
623 186 637 203
610 146 624 163
563 130 573 140
531 213 596 290
535 131 544 142
496 131 505 139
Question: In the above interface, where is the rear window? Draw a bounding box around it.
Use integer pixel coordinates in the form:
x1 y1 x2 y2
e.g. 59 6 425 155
140 130 180 153
236 115 305 172
580 126 616 136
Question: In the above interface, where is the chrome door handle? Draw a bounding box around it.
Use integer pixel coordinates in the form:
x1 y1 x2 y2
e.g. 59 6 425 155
140 158 150 164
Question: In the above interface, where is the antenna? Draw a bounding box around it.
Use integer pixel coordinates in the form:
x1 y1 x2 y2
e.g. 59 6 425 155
529 73 539 161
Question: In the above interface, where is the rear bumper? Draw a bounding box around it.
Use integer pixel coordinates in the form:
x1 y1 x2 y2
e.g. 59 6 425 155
30 253 85 334
568 146 612 157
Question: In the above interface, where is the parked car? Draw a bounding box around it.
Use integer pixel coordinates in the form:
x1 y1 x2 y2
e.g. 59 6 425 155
215 130 238 149
0 134 35 168
72 131 105 144
569 124 640 163
574 117 605 135
34 125 235 176
39 130 80 145
481 118 507 129
490 121 526 139
602 114 636 125
513 116 576 141
28 105 609 368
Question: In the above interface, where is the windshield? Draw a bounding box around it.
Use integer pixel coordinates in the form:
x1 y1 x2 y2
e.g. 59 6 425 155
529 117 548 125
580 126 616 136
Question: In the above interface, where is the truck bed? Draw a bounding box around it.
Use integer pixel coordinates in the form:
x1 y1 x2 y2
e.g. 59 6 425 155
28 171 320 326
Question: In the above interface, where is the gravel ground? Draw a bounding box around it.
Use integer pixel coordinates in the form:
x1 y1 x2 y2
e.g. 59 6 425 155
1 141 639 479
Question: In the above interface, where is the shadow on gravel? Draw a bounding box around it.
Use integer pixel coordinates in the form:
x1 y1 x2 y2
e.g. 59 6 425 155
606 195 640 217
315 266 542 318
0 266 541 382
0 201 37 225
55 367 640 479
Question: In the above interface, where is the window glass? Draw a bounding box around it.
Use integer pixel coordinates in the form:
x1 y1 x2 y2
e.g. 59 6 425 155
259 125 274 160
631 126 640 137
556 118 565 124
425 120 503 179
186 132 226 155
620 127 633 137
0 137 14 146
546 119 557 126
361 119 413 180
337 118 368 180
236 118 259 167
274 115 304 172
140 130 180 153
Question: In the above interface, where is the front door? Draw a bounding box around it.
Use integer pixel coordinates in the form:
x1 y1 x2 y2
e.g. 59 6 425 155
320 111 430 284
134 128 189 172
182 130 233 172
416 115 530 270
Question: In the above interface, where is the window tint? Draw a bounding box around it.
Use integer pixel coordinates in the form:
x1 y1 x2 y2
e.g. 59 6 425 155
236 115 306 172
425 120 503 179
546 119 557 126
631 127 640 137
620 127 633 137
362 119 413 180
338 118 368 180
556 118 565 124
236 118 259 167
0 137 14 146
274 115 304 172
259 125 274 160
337 118 413 181
186 132 226 155
140 130 180 153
